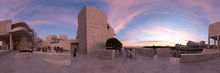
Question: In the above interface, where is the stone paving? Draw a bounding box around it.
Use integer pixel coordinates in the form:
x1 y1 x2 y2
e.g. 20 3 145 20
1 51 220 73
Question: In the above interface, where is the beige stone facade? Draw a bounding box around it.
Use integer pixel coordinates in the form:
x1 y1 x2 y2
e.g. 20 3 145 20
77 6 114 54
208 22 220 49
157 48 170 57
36 34 78 52
0 20 34 50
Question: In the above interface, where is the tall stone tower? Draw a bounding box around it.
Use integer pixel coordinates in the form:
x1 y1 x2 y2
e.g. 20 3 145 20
77 6 114 54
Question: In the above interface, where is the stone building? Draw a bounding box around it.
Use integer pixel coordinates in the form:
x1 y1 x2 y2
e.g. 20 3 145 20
0 20 34 50
77 6 114 54
186 41 206 48
33 37 43 49
0 6 114 54
35 34 78 52
208 22 220 49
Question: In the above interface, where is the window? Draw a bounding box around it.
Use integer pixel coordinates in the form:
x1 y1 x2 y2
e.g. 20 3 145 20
0 41 2 46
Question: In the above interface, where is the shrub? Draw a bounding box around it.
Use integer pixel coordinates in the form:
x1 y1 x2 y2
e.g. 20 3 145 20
106 38 122 50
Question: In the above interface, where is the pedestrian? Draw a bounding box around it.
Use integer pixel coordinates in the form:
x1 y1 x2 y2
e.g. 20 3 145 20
73 48 77 57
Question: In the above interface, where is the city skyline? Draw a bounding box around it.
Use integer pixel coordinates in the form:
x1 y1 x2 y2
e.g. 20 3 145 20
0 0 220 47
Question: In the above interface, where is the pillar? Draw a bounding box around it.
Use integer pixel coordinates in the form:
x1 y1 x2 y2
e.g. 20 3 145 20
208 37 210 49
10 33 13 50
112 50 115 60
214 40 216 49
217 36 219 50
2 40 4 50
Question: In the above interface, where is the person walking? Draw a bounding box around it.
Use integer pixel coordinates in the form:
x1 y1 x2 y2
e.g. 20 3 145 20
73 48 77 57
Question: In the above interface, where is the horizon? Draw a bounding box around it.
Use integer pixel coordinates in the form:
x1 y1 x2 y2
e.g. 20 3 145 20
0 0 220 47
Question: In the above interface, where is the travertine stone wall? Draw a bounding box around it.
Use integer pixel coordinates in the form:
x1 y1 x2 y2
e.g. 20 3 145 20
181 49 220 63
92 49 114 59
78 6 114 54
78 7 87 54
0 20 12 35
136 48 155 57
59 34 68 41
46 35 59 43
40 35 76 52
209 22 220 37
157 48 170 57
51 41 72 50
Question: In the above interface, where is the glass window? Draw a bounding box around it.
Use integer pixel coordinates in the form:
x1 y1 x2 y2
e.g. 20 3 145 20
0 41 2 46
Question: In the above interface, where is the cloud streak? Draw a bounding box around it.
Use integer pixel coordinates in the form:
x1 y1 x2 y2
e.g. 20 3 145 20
143 26 201 45
103 0 160 33
102 0 220 34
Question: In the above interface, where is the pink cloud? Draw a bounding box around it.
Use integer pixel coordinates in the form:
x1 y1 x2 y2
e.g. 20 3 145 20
102 0 160 33
27 20 57 25
24 7 78 27
143 26 201 45
182 0 213 13
101 0 220 34
181 0 220 23
113 9 148 33
0 0 31 19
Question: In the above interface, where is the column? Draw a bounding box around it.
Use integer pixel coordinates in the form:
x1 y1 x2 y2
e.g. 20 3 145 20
208 37 210 49
217 36 219 50
112 50 115 60
10 33 13 50
214 40 216 49
2 40 4 50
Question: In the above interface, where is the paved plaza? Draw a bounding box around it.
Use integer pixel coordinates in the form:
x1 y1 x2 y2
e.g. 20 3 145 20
1 51 220 73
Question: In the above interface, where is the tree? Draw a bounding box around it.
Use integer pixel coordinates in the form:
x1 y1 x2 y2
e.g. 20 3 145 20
106 38 122 50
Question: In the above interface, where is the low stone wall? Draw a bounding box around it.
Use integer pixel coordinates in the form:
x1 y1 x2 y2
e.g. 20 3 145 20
135 48 155 57
181 49 220 63
157 48 170 57
92 49 114 60
0 50 11 56
43 53 72 66
34 51 71 55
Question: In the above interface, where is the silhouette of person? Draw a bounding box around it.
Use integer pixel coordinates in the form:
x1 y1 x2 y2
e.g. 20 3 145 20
73 48 77 57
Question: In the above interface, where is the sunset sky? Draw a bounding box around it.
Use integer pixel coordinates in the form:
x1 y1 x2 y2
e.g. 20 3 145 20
0 0 220 47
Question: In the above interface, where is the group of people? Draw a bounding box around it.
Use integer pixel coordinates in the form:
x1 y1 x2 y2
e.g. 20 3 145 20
37 46 52 52
53 46 64 53
124 48 136 60
36 46 64 53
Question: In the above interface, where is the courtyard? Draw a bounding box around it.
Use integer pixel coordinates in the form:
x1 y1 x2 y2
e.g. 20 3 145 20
1 51 220 73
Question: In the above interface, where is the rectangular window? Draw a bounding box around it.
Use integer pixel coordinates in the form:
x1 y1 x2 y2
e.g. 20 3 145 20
0 41 2 46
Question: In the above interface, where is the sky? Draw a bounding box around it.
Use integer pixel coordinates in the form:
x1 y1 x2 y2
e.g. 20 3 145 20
0 0 220 47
